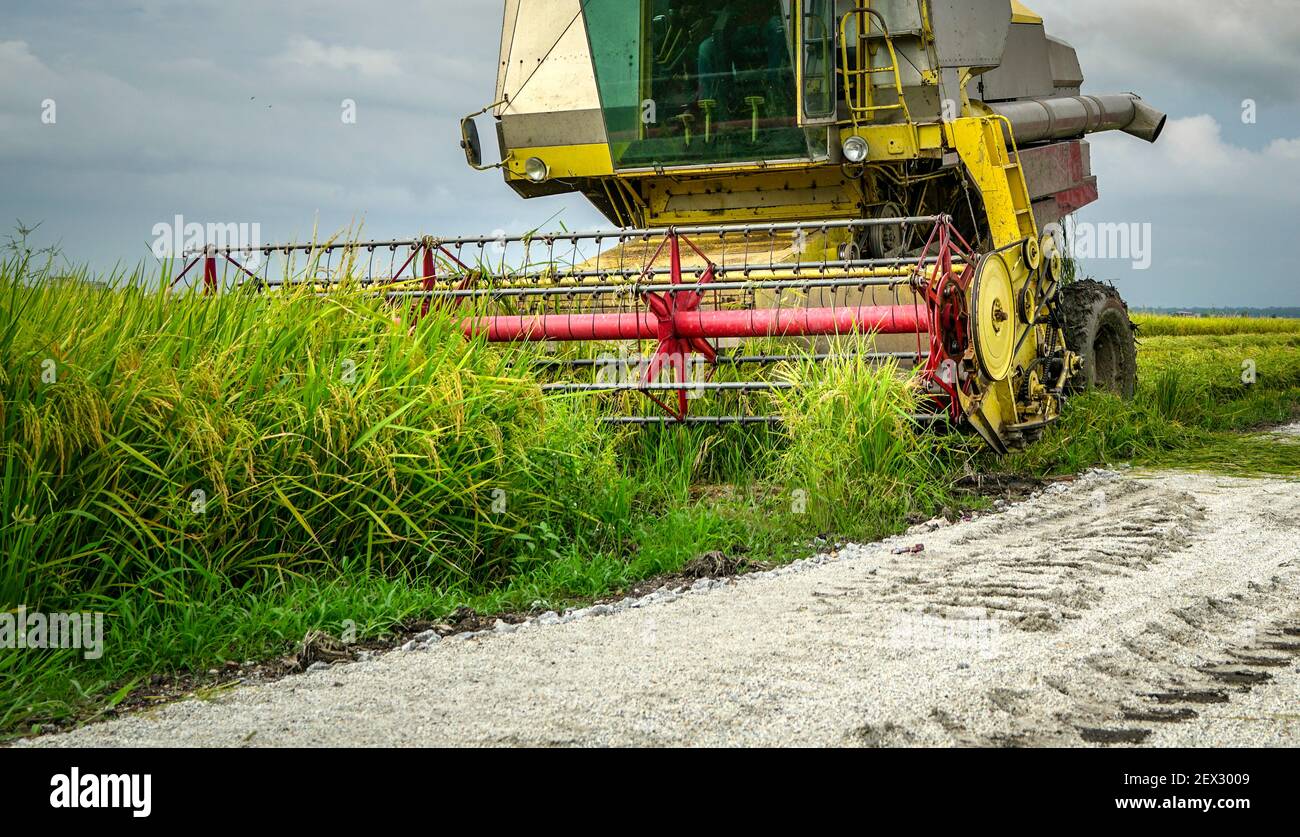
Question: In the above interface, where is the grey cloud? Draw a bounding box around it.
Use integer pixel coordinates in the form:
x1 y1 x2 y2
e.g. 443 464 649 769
0 0 604 270
0 0 1296 306
1034 0 1300 106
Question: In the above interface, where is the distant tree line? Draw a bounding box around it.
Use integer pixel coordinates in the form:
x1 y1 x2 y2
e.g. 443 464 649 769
1135 307 1300 319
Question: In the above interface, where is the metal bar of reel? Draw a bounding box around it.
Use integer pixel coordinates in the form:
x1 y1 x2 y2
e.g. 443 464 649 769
601 416 784 426
600 414 952 427
189 215 948 258
528 351 929 370
264 255 949 292
385 273 925 300
541 381 796 394
465 305 931 343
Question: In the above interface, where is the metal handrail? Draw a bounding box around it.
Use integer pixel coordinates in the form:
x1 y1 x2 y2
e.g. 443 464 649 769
838 3 913 127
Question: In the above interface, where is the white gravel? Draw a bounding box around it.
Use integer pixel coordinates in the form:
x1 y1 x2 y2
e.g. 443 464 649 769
1270 422 1300 440
23 469 1300 748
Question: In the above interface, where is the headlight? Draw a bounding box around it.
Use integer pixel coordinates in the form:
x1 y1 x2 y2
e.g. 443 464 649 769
525 157 550 183
842 136 869 164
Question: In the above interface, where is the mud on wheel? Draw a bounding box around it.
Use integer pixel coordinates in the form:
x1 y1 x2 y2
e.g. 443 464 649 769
1059 280 1138 399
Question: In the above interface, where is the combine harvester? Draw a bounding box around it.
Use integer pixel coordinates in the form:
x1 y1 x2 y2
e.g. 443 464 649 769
183 0 1165 452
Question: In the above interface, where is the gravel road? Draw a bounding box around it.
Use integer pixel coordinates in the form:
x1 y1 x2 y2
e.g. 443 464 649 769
26 464 1300 748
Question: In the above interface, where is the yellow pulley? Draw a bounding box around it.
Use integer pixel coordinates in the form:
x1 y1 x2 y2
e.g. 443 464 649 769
1040 231 1065 283
971 252 1017 382
1023 236 1042 271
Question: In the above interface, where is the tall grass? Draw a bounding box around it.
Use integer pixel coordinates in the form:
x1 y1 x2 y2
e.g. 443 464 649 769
1001 332 1300 475
1138 333 1300 431
1 264 632 609
772 353 957 537
0 257 655 730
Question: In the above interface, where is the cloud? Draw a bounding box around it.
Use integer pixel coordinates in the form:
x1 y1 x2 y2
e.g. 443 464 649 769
0 8 602 276
0 39 41 70
0 39 56 104
1269 137 1300 160
1076 115 1300 306
277 37 402 78
1093 115 1300 205
1032 0 1300 105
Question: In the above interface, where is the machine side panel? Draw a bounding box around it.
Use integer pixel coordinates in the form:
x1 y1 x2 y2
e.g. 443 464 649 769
972 22 1055 102
496 0 607 149
927 0 1012 69
496 0 518 107
1046 36 1084 96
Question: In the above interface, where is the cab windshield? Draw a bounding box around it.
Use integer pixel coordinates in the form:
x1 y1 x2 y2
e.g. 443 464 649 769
583 0 823 169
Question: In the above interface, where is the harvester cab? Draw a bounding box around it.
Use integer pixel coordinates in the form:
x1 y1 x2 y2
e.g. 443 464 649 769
480 1 1163 227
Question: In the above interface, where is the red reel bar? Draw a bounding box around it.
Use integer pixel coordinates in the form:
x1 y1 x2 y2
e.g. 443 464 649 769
462 305 930 343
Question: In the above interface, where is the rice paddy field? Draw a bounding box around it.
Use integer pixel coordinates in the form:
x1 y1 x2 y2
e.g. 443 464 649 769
2 256 1298 737
1132 313 1300 337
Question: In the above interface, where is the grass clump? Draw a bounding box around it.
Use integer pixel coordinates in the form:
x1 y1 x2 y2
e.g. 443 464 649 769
771 353 957 539
1001 330 1300 477
1 269 628 603
0 260 643 732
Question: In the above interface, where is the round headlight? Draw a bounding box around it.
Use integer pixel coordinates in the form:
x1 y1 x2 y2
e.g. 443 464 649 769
525 157 550 183
842 136 869 164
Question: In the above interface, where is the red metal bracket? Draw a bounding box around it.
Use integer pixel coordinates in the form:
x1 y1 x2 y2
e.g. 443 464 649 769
911 220 979 420
639 231 719 421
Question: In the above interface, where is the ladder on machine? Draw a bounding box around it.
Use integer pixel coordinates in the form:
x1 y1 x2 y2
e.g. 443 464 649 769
839 1 913 127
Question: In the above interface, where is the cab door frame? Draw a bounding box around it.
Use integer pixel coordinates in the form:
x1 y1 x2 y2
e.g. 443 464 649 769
795 0 840 127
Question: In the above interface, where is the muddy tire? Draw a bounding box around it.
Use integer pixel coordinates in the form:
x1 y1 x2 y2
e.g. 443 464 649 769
1060 280 1138 399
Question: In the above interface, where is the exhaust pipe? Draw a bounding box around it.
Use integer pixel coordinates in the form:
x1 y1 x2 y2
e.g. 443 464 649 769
989 94 1167 145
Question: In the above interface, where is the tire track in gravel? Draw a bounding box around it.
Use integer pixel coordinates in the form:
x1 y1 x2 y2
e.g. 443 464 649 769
871 478 1207 634
22 469 1300 748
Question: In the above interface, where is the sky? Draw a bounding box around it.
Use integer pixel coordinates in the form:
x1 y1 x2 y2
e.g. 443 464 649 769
2 0 1298 307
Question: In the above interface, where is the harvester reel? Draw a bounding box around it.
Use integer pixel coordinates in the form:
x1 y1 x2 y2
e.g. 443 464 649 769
185 214 1047 448
970 252 1017 383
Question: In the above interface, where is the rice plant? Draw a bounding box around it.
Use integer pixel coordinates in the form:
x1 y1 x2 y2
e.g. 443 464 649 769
769 350 957 538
